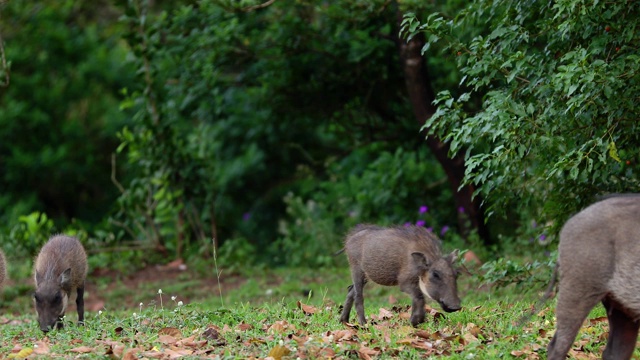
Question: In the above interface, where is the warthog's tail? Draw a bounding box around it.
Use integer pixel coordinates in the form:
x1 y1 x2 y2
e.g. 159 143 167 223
333 248 345 256
516 262 559 327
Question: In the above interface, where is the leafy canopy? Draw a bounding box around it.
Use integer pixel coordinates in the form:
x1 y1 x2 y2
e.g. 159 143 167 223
402 0 640 226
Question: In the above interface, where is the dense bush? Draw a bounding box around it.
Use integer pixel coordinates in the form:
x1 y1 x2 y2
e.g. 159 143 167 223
402 1 640 229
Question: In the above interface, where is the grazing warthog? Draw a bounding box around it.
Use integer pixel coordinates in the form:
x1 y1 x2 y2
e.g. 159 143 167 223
339 224 461 327
0 249 6 290
548 194 640 360
33 235 87 332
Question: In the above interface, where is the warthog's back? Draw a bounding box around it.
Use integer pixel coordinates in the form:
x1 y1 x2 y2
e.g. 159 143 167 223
35 235 87 289
560 195 640 317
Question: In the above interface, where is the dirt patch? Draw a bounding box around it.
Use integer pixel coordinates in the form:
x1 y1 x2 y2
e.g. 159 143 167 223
81 259 247 312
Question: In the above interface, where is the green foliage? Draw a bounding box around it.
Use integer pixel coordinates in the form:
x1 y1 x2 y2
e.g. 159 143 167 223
479 256 556 291
0 0 134 231
114 0 466 264
402 1 640 229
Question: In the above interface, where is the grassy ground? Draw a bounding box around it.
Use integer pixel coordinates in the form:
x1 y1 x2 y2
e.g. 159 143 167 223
0 263 631 359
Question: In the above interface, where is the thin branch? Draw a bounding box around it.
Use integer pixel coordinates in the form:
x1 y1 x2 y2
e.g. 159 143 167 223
111 154 126 194
242 0 275 12
0 30 9 87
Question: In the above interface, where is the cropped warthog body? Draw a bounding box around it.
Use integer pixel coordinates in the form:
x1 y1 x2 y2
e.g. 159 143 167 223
548 194 640 360
340 224 461 327
34 235 87 332
0 249 6 290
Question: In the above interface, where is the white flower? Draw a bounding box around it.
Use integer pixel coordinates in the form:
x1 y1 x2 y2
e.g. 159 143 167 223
158 289 163 294
177 301 183 307
98 310 103 315
171 296 177 301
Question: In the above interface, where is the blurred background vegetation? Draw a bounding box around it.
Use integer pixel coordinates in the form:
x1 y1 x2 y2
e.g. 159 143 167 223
0 0 637 282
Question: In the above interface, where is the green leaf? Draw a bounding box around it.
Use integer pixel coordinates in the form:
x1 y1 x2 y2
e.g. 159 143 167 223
608 141 621 163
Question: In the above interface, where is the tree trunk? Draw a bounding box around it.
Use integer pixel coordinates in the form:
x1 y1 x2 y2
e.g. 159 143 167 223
397 21 491 244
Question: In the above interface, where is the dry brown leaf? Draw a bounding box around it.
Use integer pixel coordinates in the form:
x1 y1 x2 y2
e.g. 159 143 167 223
139 350 164 359
33 340 50 355
589 316 607 324
267 345 291 360
159 326 182 338
297 300 319 315
268 320 294 333
330 329 355 342
69 346 94 353
159 334 178 345
122 347 143 360
107 343 125 358
165 348 195 358
357 345 380 360
202 326 226 346
466 323 482 336
410 339 434 351
388 295 397 305
237 323 253 331
378 307 394 320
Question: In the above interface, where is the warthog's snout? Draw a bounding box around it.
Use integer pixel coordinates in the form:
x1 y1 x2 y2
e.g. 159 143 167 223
440 302 461 313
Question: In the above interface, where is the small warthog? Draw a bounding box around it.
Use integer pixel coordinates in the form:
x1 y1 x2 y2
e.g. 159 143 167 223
0 249 6 290
340 224 461 327
548 194 640 360
33 235 87 332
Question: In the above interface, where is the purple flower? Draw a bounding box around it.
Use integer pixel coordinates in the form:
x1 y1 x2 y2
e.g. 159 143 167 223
419 205 428 214
427 227 434 233
242 212 251 221
404 222 412 227
539 234 547 243
458 206 465 213
416 220 426 227
440 225 450 236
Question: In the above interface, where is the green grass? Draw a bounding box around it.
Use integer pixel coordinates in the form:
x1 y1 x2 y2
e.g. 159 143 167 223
0 266 633 359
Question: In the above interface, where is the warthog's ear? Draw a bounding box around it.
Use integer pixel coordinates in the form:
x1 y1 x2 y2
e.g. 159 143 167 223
445 249 459 264
411 252 430 271
59 268 72 290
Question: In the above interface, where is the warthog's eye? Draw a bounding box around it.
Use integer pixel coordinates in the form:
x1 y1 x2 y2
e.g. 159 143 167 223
431 271 441 281
53 293 62 304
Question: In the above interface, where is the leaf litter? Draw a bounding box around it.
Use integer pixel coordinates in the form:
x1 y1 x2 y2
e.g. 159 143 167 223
0 301 614 359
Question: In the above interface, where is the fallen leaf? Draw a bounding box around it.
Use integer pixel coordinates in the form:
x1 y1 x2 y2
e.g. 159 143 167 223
122 347 142 360
7 348 33 359
159 327 182 338
202 326 226 345
589 316 607 324
237 323 253 331
159 334 178 345
69 346 94 353
297 301 319 315
378 307 394 320
357 345 380 360
330 329 355 342
268 345 291 360
33 340 50 355
388 295 397 305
